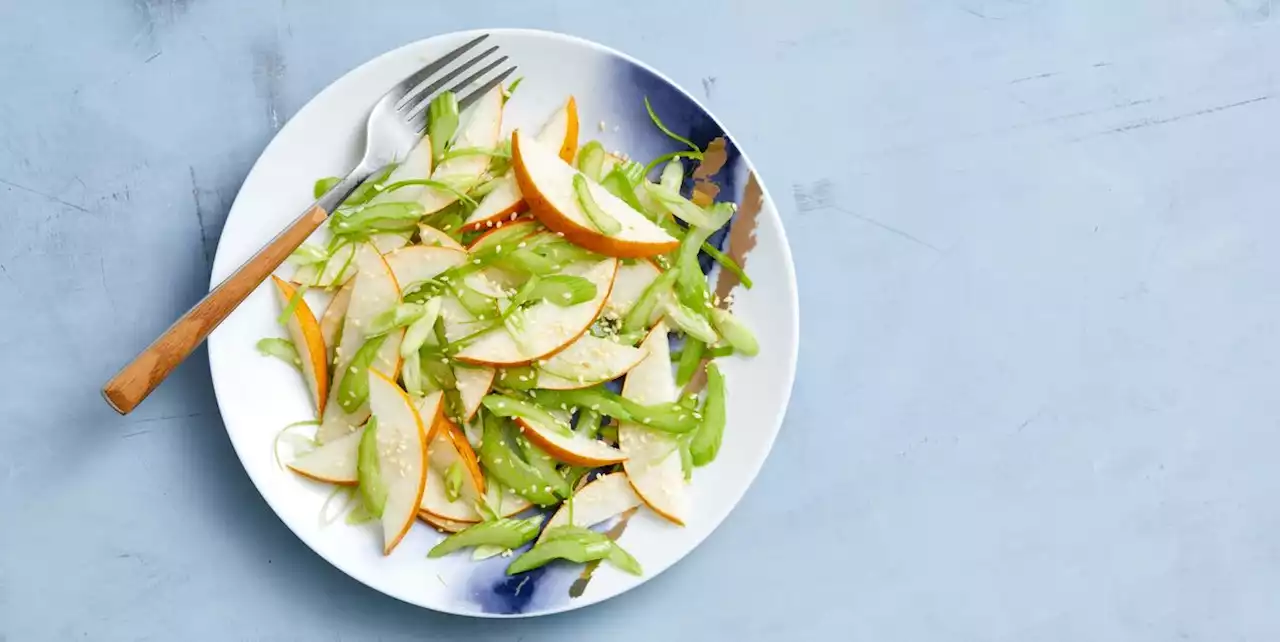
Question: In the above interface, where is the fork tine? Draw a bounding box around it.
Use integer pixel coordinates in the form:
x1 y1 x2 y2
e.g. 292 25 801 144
447 56 509 97
391 34 489 109
415 65 517 134
458 66 517 110
399 46 500 118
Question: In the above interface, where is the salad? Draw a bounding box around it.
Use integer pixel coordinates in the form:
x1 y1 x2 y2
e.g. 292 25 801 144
260 81 757 579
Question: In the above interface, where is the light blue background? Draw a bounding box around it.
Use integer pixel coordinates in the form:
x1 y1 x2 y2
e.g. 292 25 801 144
3 0 1280 640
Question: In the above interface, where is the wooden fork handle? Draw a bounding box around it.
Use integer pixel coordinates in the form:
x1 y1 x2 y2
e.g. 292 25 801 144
102 204 331 415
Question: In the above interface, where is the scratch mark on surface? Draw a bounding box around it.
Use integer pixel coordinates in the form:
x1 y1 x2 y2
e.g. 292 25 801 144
122 429 153 439
189 166 211 266
0 177 91 213
959 6 1003 19
144 50 162 63
124 411 208 427
99 256 119 315
829 206 943 254
792 179 834 213
701 76 716 100
1010 71 1059 84
1016 407 1048 432
1084 95 1272 139
1013 97 1155 130
897 435 930 457
252 40 288 132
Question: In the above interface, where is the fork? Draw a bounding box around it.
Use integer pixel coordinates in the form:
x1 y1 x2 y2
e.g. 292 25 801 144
102 34 516 415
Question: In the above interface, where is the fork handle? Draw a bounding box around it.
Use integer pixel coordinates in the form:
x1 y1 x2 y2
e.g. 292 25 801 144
102 204 331 414
100 168 378 415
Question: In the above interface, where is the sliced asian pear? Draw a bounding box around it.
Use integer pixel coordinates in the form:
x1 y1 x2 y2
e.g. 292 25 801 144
420 414 486 523
270 276 328 415
366 370 429 555
459 97 579 231
454 365 496 420
536 335 646 390
287 426 363 485
485 483 534 518
383 245 467 296
540 95 580 163
602 260 663 323
461 175 526 233
317 245 403 444
513 411 626 468
420 480 534 526
414 391 446 441
370 232 411 255
453 258 619 367
539 472 640 542
417 223 465 251
419 86 504 215
418 510 473 533
512 131 678 258
368 133 434 205
319 280 354 365
465 218 544 253
620 321 689 525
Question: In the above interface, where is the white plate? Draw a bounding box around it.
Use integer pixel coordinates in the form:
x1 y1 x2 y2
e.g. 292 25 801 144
208 28 798 617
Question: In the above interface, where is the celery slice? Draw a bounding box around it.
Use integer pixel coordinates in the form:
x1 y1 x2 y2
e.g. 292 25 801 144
577 141 606 181
256 338 300 371
357 417 387 517
573 174 621 235
690 363 726 466
428 91 460 162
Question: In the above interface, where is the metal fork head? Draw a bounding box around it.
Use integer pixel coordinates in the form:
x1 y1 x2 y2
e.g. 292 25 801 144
359 34 517 175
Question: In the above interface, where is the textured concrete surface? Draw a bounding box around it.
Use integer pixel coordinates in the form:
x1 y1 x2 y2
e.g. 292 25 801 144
3 0 1280 639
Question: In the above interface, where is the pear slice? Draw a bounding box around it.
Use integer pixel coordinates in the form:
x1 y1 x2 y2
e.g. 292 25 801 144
287 427 362 485
417 223 465 251
383 245 467 295
539 472 640 541
513 131 678 258
461 175 526 233
319 280 354 365
365 370 429 555
454 365 496 420
453 258 619 366
513 410 626 468
540 96 580 163
370 232 411 254
620 321 688 525
460 97 580 232
536 335 646 390
369 133 434 205
419 86 504 215
419 413 486 523
270 276 329 415
602 260 663 324
418 510 474 533
317 245 403 444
